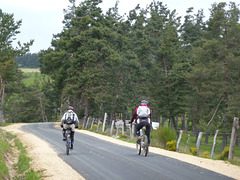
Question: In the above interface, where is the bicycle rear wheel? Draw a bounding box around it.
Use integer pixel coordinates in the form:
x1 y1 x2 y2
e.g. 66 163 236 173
66 136 70 155
143 135 148 156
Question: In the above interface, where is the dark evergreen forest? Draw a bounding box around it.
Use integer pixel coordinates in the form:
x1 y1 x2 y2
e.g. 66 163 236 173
1 0 240 150
15 53 40 68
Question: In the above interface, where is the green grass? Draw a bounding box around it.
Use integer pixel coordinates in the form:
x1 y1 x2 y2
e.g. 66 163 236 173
0 129 11 179
22 72 41 86
14 138 31 173
0 128 42 179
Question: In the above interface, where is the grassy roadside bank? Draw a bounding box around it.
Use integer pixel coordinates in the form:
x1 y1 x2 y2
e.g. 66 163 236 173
0 126 42 179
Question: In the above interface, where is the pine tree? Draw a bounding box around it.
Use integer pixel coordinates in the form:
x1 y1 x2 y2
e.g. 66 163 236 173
0 9 33 123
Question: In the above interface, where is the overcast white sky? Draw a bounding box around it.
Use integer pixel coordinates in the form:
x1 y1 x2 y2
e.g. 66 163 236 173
0 0 235 53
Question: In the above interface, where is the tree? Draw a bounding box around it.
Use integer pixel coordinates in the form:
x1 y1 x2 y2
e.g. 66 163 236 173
186 2 240 150
15 53 40 68
0 9 33 123
145 1 182 131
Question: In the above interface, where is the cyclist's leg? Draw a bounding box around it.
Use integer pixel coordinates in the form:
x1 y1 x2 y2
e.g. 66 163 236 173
136 122 144 142
145 122 151 145
136 122 143 136
70 124 75 149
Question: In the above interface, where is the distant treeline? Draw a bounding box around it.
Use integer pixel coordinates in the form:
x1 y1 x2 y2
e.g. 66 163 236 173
15 53 40 68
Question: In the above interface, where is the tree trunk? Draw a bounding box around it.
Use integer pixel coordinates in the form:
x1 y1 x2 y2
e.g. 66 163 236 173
181 114 185 131
110 69 122 124
221 134 228 152
205 132 209 144
39 95 47 122
185 118 190 133
0 76 5 123
161 117 166 127
158 116 161 126
171 116 179 136
83 98 89 127
163 58 168 78
221 116 228 152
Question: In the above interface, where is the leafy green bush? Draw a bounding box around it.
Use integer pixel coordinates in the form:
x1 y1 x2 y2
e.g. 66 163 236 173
202 151 210 158
119 134 127 139
166 140 176 151
77 124 83 129
218 146 229 160
92 124 98 128
190 147 197 156
154 127 177 148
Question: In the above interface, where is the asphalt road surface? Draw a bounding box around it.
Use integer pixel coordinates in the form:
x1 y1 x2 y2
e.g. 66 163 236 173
20 123 234 180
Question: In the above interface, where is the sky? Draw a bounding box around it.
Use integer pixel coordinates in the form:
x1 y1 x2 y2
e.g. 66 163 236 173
0 0 235 53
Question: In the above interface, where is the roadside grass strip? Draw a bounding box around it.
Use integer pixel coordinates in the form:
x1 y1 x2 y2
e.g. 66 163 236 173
0 128 42 179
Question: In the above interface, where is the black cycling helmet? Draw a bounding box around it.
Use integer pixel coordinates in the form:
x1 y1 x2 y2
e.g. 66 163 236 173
141 100 148 105
68 106 74 111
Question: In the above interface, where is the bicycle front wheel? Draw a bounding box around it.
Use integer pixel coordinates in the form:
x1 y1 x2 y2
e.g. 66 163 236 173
143 135 148 157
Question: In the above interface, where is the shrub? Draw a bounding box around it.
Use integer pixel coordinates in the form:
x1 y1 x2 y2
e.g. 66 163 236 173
202 151 210 158
92 124 98 128
219 147 229 160
166 140 176 151
190 147 197 156
119 134 127 139
154 126 177 148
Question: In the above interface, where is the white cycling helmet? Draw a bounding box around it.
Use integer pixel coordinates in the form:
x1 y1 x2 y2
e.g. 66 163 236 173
141 100 148 105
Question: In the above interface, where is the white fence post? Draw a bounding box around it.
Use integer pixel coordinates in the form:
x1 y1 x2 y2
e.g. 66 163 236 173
102 113 107 132
85 117 90 129
97 119 100 132
110 120 114 136
176 130 183 152
211 129 219 158
196 132 203 156
90 118 94 129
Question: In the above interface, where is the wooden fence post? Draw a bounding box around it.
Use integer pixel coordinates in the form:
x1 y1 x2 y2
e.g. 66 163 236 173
228 117 239 159
211 129 219 158
176 130 183 152
196 132 203 156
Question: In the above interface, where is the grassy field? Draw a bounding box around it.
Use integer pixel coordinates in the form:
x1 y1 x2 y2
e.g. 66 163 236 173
20 68 40 73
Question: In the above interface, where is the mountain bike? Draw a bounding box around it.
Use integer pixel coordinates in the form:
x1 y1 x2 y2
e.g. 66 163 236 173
136 126 149 156
66 127 72 155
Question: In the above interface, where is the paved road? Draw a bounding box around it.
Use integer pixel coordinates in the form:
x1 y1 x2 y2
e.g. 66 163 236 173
20 123 234 180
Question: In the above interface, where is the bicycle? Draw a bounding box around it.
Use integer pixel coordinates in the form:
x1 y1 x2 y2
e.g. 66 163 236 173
66 127 72 155
136 126 149 156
